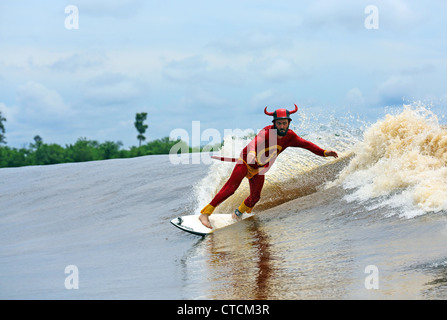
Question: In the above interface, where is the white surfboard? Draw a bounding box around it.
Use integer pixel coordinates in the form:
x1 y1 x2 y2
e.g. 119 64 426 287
170 213 254 236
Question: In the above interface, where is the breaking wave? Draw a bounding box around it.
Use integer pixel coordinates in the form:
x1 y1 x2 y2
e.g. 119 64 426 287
333 104 447 217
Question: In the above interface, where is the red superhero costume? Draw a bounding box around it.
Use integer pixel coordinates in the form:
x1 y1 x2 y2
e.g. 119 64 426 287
201 105 330 216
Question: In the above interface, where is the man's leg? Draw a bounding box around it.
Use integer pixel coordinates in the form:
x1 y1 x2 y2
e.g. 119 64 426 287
199 162 247 228
234 173 265 218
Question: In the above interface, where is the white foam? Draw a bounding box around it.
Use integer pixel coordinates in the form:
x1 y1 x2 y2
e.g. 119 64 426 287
336 104 447 216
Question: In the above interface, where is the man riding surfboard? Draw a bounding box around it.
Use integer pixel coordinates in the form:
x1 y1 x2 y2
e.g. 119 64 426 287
199 104 338 229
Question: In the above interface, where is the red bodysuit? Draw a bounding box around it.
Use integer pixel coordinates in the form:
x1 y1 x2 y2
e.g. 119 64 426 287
201 125 327 215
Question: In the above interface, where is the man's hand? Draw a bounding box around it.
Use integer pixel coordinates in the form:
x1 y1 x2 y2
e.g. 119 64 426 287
325 150 338 158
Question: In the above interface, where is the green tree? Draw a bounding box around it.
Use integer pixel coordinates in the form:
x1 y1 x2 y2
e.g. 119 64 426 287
65 137 100 162
0 146 30 167
0 111 6 145
134 112 148 147
99 140 123 159
34 143 66 165
30 135 43 150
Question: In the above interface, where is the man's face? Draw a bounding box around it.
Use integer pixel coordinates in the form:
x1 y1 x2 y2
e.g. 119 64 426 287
274 119 290 136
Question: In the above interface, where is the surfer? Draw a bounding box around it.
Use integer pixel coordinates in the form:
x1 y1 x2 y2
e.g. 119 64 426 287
199 104 338 229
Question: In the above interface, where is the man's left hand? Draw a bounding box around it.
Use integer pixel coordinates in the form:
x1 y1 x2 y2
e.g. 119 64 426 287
325 150 338 158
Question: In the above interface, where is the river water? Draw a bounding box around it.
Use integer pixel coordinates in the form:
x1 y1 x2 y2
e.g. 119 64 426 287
1 106 446 299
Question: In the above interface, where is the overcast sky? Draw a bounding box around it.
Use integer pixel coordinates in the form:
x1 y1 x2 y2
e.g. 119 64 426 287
1 0 446 148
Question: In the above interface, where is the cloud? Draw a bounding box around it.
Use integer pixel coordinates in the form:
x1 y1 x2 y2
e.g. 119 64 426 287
162 56 207 83
70 0 145 19
374 63 437 107
0 102 17 125
251 90 275 108
345 88 366 108
82 73 142 107
375 75 414 106
304 0 364 31
162 54 242 87
301 0 424 34
211 31 279 54
0 82 76 144
16 81 73 119
385 0 422 28
0 101 25 144
262 58 295 82
178 87 227 116
50 52 107 73
250 89 297 113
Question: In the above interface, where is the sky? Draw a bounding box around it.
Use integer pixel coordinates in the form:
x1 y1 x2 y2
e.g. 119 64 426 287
1 0 447 148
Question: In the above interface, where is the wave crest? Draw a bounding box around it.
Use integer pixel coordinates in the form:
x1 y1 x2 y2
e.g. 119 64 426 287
335 104 447 216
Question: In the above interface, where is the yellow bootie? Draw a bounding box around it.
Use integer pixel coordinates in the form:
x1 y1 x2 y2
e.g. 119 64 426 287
237 202 253 214
200 204 215 215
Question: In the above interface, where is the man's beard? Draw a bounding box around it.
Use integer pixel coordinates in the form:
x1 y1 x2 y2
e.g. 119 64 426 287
276 127 288 136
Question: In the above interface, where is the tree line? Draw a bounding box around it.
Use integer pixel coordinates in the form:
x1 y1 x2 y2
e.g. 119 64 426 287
0 111 197 168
